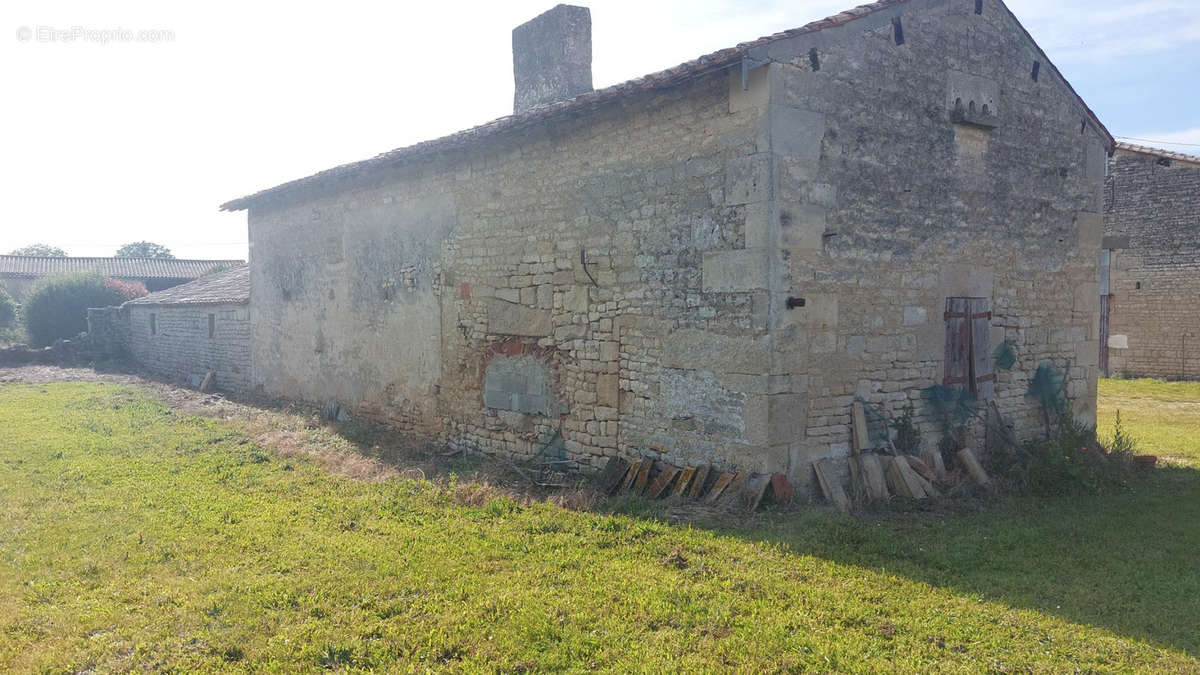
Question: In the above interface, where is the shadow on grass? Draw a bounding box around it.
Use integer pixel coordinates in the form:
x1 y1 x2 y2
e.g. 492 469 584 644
321 407 1200 656
704 465 1200 657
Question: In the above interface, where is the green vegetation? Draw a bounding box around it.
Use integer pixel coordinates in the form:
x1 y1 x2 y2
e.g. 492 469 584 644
1099 377 1200 466
1 382 1198 671
7 243 66 257
114 241 174 259
0 286 17 342
20 273 124 347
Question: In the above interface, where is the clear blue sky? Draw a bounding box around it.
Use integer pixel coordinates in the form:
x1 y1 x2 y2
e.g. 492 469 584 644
2 0 1197 259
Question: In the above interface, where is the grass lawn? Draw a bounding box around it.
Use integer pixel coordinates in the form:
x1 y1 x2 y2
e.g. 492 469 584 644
1 382 1199 671
1099 377 1200 466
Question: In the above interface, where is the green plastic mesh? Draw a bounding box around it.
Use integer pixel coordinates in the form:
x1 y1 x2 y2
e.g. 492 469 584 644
993 340 1017 371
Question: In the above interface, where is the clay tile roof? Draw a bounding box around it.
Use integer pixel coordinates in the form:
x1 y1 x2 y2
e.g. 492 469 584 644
221 0 1111 212
124 265 249 307
0 256 246 280
1114 142 1200 166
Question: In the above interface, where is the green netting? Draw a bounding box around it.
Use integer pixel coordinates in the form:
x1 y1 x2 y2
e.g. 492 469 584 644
993 339 1017 371
855 397 892 447
1026 362 1067 414
920 384 977 437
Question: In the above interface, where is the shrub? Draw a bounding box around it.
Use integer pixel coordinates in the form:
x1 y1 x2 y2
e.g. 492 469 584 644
22 273 124 347
104 277 149 301
0 286 19 344
0 286 16 330
1025 417 1134 496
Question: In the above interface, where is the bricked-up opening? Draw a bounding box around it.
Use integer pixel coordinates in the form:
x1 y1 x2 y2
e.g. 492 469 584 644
484 352 562 416
892 17 905 45
208 313 215 339
944 298 994 399
150 313 156 336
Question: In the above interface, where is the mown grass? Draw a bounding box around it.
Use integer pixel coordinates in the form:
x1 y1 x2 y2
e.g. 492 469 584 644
1 382 1198 671
1099 377 1200 465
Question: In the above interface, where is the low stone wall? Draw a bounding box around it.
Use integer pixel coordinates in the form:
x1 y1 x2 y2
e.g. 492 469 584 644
127 304 251 392
86 306 131 359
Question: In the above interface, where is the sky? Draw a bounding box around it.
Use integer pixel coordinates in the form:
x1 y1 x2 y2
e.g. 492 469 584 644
2 0 1198 261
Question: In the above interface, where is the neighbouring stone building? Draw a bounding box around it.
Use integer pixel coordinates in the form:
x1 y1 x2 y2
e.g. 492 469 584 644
119 266 252 391
1101 143 1200 379
0 255 244 302
221 0 1110 491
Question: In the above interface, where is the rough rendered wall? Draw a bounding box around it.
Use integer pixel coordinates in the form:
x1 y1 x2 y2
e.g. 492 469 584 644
1104 152 1200 379
128 304 251 391
756 0 1105 480
249 71 769 473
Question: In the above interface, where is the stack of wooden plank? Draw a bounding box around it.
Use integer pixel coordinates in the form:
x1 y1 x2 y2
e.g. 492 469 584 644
812 400 993 513
595 456 794 512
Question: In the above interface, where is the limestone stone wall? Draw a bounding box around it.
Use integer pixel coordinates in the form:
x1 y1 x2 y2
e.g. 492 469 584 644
751 0 1106 479
128 304 251 392
1103 151 1200 379
245 0 1105 490
85 306 131 359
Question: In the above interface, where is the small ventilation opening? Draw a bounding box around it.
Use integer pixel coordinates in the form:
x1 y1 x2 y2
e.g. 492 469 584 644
1080 119 1087 135
1031 61 1040 81
892 17 904 45
975 0 983 14
808 47 820 71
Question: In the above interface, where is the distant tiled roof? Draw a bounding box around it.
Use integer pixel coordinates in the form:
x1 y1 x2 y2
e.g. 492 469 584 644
1114 142 1200 166
125 265 249 307
221 0 1112 212
0 256 245 280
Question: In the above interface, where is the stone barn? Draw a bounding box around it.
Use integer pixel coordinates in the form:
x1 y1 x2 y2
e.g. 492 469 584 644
221 0 1110 491
1101 143 1200 379
122 266 252 392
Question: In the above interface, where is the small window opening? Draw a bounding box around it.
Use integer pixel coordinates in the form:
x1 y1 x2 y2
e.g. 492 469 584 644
1135 281 1142 290
1080 119 1087 134
1031 61 1041 81
808 47 820 72
1157 157 1172 167
150 313 157 336
208 314 215 339
975 0 984 14
892 17 905 45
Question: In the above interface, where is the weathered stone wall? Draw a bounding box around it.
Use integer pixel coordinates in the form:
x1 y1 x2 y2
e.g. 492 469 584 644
246 0 1105 490
1103 151 1200 379
128 304 251 391
85 306 131 359
752 0 1105 479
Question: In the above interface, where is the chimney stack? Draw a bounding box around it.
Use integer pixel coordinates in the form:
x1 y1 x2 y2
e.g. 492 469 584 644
512 5 593 115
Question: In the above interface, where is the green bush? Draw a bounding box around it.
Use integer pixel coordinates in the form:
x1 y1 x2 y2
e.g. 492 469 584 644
0 286 16 330
1025 417 1134 496
22 273 125 347
0 286 19 344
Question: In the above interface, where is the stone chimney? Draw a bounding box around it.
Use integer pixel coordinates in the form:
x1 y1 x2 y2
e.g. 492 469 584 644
512 5 593 115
